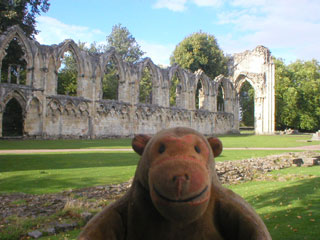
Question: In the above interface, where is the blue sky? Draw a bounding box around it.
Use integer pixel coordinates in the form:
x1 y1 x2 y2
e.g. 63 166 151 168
35 0 320 66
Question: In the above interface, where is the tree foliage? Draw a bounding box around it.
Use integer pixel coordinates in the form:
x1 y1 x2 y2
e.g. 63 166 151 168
275 58 320 131
170 32 228 80
107 23 144 63
0 0 50 38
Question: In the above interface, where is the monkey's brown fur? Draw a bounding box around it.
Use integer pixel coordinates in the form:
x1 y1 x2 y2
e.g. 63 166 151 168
79 127 271 240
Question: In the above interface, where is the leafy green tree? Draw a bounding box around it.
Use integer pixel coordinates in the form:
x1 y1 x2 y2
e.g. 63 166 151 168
102 24 145 100
170 32 228 80
0 0 50 38
239 81 254 127
275 58 320 131
107 23 144 63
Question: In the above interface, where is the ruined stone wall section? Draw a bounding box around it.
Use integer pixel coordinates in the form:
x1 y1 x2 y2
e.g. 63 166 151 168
229 46 275 134
0 26 275 138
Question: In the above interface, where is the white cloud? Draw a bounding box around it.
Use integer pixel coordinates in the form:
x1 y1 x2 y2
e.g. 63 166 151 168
153 0 221 11
138 40 175 66
193 0 222 7
153 0 187 12
35 16 174 66
35 16 106 45
217 0 320 61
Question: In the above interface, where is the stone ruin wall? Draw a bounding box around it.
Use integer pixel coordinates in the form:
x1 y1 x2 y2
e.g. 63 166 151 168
0 26 274 139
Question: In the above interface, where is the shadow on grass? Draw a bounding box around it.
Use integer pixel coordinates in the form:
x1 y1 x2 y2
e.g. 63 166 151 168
0 152 139 172
245 177 320 240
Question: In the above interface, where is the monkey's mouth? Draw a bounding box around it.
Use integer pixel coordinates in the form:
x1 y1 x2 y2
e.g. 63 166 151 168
153 185 209 203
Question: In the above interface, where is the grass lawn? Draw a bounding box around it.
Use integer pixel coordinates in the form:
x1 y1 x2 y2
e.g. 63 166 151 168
0 150 297 194
0 134 319 239
228 166 320 240
0 133 319 150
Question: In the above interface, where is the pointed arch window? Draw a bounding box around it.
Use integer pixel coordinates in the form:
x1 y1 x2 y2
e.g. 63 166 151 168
170 72 180 107
102 57 119 100
57 50 78 96
239 81 255 127
195 80 204 109
217 84 225 112
1 38 27 85
139 66 153 104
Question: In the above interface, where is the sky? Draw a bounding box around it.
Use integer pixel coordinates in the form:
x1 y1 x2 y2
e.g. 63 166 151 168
35 0 320 66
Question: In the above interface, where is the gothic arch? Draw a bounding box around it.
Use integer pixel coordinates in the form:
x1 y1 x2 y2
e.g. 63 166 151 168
99 51 124 100
168 66 187 92
234 73 257 94
1 90 27 137
102 51 125 82
137 58 159 104
3 90 27 110
55 40 84 76
0 26 33 85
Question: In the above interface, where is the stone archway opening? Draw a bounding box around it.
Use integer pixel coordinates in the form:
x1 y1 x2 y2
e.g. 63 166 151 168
170 72 180 107
102 57 119 100
217 83 225 112
139 66 153 104
2 98 23 136
239 81 255 128
1 38 27 85
57 50 78 96
195 79 204 109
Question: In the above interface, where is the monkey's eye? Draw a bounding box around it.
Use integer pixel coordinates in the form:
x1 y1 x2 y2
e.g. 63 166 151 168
194 145 201 153
158 144 166 154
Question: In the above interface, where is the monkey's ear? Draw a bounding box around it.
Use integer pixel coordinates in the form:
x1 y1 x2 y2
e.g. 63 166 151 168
207 137 223 158
132 134 151 155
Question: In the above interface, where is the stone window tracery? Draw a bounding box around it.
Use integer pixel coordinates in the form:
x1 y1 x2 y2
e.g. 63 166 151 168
1 38 27 85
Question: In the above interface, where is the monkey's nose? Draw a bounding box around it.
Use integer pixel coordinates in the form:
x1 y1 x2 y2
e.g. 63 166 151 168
172 174 190 198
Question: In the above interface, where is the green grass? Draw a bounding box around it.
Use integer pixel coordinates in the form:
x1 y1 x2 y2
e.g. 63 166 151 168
228 166 320 240
0 152 139 194
0 150 296 194
39 229 81 240
218 133 319 148
0 133 319 150
1 134 319 239
0 138 132 150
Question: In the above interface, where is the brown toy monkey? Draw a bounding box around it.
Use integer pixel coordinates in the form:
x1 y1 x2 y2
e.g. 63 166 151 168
78 127 271 240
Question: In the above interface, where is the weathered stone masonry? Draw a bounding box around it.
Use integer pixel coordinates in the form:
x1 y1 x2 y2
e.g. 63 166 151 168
0 26 275 138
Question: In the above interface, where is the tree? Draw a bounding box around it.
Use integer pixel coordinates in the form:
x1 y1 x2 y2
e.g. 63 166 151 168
107 23 144 63
0 0 50 38
275 58 320 131
170 32 228 80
